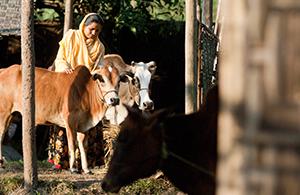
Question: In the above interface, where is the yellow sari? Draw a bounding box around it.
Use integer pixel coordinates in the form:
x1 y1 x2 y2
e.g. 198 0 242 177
54 13 105 73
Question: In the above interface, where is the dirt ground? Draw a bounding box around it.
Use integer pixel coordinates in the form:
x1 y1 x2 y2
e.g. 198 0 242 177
0 162 185 195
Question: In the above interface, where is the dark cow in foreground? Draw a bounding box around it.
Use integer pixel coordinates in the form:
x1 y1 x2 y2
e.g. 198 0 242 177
102 85 218 195
103 54 157 125
0 64 122 173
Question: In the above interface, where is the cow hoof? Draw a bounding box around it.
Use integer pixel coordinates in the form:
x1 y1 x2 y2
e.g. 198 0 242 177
70 168 79 174
83 170 93 175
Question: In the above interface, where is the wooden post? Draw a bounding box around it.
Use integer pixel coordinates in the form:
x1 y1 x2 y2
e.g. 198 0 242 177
197 0 202 109
64 0 73 35
185 0 198 114
217 0 300 194
217 0 247 194
21 0 37 191
202 0 213 29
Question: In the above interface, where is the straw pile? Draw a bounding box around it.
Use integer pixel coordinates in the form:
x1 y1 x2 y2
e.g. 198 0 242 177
102 119 120 165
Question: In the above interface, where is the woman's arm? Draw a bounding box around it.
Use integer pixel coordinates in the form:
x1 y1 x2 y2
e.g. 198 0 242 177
54 45 72 72
54 30 74 73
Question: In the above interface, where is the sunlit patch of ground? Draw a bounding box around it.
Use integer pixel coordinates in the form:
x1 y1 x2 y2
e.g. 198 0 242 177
0 161 185 195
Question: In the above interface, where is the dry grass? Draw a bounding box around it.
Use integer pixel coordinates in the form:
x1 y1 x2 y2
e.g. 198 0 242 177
0 161 182 195
102 120 120 165
0 122 185 194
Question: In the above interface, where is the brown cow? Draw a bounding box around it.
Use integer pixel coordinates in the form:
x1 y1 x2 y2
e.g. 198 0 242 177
102 85 218 195
103 54 157 125
0 64 122 173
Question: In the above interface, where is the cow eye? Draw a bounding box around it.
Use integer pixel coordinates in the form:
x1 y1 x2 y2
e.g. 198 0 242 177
131 78 136 85
133 77 140 88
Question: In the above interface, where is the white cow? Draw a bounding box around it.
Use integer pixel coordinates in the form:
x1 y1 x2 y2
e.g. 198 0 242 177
103 54 157 125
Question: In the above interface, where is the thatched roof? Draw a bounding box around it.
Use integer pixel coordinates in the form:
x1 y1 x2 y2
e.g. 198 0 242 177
0 0 21 36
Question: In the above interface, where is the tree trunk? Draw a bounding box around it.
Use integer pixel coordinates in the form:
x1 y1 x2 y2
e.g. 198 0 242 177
21 0 37 191
185 0 198 114
64 0 73 35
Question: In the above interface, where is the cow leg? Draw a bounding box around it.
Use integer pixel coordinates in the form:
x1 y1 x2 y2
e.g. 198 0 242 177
65 126 78 173
0 131 4 168
77 132 90 174
0 114 12 169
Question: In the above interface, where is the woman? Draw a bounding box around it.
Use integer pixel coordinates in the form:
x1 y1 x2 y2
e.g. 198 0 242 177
54 13 105 73
48 13 105 171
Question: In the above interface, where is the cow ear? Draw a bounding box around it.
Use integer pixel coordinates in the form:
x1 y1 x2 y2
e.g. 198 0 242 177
92 73 104 82
147 61 157 74
150 109 168 123
151 74 161 81
124 104 143 121
125 71 134 78
146 109 169 137
144 109 167 128
119 71 135 83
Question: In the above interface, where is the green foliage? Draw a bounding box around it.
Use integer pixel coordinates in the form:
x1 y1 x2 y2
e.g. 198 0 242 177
147 0 185 21
34 0 186 35
34 0 220 38
120 177 175 195
4 160 24 171
35 8 60 21
0 176 23 194
41 180 75 194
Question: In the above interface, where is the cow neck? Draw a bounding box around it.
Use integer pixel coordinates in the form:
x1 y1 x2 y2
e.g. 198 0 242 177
128 81 139 106
89 79 107 120
159 121 215 178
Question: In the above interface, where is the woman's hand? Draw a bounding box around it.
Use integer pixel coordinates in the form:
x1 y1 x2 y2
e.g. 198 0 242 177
64 68 74 74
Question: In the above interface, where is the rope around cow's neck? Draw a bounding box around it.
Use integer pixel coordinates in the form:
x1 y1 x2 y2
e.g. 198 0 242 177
102 89 118 101
96 79 117 104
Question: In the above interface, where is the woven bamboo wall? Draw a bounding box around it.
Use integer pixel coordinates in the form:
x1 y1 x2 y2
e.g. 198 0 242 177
0 0 21 36
218 0 300 194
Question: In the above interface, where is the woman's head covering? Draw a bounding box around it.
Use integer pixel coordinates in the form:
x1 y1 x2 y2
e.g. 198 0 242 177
79 13 102 46
54 13 105 72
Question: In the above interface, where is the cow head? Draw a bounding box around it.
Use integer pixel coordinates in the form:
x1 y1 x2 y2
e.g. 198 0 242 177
102 105 167 193
92 65 121 106
127 61 157 111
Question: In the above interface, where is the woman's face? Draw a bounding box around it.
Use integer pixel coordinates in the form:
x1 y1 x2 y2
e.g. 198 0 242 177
83 22 102 40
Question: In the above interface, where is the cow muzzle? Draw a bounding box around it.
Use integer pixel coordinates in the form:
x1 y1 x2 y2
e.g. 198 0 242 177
142 101 154 111
110 97 120 106
103 90 119 106
101 179 121 193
